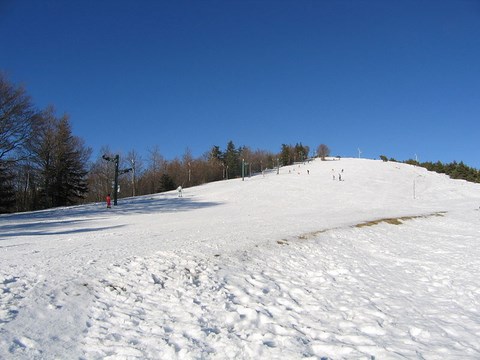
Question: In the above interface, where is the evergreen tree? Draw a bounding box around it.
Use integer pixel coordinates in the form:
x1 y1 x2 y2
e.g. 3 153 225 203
280 144 292 166
157 173 176 192
224 141 240 178
52 116 90 206
29 108 90 209
434 161 445 173
294 143 308 162
404 158 479 184
404 158 419 166
209 145 222 162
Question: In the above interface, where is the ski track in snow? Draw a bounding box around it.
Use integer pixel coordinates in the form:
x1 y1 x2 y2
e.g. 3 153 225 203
1 158 480 359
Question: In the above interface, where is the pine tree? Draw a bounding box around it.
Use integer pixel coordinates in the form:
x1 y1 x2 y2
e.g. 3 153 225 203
224 141 240 178
29 108 90 209
157 173 176 192
209 145 222 162
294 143 308 162
280 144 292 166
52 116 90 206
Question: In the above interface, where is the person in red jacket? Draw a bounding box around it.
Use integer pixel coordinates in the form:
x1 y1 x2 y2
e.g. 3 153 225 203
106 194 111 208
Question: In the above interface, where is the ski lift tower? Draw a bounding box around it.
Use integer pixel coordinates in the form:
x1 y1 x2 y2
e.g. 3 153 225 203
103 154 132 206
103 154 119 205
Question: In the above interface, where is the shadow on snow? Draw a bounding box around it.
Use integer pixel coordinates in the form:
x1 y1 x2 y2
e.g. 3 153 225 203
0 195 222 240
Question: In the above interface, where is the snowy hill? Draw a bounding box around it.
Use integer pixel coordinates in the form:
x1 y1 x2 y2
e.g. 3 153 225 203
1 158 480 359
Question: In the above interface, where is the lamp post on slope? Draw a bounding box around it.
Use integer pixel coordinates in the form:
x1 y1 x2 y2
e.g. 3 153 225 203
242 159 245 181
131 158 136 197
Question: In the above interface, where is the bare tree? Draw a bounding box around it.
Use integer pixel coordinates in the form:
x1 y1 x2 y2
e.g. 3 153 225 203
144 146 165 194
165 157 182 190
317 144 330 160
182 148 193 186
85 146 114 203
250 149 275 173
0 74 39 161
125 149 143 197
201 149 223 183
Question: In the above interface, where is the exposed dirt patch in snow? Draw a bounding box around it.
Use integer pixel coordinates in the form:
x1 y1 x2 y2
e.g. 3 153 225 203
354 211 447 228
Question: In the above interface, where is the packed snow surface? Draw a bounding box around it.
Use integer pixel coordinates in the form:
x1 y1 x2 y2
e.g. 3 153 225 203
1 158 480 359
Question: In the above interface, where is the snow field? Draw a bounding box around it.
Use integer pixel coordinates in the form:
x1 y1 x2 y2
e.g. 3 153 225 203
1 158 480 359
81 209 479 359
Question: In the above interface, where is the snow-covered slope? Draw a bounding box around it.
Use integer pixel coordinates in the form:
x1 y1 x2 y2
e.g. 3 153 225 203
1 158 480 359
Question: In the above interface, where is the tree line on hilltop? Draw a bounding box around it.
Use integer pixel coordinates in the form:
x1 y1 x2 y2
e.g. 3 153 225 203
3 75 478 214
0 74 328 213
380 155 480 183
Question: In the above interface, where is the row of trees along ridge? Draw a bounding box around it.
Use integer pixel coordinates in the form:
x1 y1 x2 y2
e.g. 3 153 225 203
1 74 330 213
3 74 478 214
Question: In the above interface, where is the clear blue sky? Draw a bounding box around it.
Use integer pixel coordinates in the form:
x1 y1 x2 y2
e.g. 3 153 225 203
1 0 479 167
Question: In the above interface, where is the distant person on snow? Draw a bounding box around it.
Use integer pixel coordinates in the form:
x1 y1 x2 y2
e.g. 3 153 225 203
177 186 183 198
106 194 111 208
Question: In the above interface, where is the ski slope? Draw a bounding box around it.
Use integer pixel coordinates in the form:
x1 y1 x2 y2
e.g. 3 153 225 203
1 158 480 359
